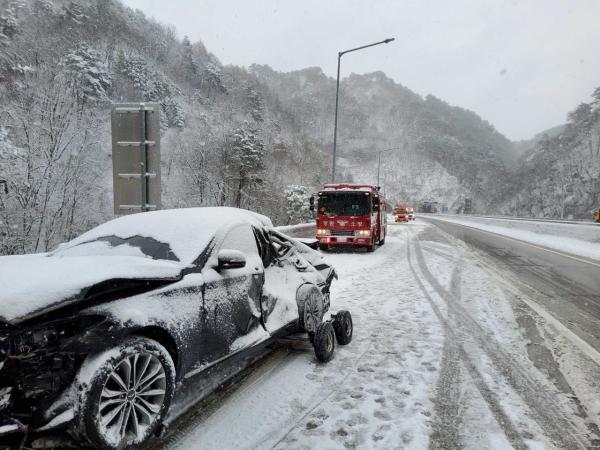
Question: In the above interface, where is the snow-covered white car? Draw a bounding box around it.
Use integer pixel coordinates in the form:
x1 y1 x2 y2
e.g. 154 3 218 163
0 207 351 449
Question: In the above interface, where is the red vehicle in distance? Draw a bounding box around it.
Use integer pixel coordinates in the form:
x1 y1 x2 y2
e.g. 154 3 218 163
310 183 387 252
394 205 409 222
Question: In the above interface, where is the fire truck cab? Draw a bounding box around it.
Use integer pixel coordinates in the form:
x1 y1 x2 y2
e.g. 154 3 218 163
311 183 387 252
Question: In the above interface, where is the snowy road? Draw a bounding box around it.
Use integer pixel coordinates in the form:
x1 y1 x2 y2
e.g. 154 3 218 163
156 220 599 449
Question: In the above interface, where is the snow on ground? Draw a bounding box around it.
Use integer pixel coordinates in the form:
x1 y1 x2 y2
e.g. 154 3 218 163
161 220 596 450
429 215 600 262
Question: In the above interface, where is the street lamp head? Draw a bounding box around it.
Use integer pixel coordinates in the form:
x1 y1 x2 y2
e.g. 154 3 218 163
384 38 395 44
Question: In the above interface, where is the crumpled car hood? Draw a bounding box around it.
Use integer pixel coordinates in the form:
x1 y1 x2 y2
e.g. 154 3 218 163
0 254 183 324
286 236 336 281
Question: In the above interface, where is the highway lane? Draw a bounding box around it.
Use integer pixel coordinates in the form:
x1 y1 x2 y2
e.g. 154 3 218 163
422 215 600 357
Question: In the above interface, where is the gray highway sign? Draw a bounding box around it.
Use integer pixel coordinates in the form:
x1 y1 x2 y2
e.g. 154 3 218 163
111 103 161 215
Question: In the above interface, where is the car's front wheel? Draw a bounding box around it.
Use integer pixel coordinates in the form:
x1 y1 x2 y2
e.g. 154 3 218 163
78 337 175 450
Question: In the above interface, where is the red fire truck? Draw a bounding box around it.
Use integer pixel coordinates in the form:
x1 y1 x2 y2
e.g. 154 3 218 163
310 183 387 252
393 205 409 222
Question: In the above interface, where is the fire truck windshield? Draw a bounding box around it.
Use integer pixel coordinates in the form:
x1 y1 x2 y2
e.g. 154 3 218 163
317 192 371 217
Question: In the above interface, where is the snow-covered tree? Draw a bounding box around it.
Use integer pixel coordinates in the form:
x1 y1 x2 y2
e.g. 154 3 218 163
181 35 198 81
61 1 87 25
0 2 18 39
161 96 184 128
118 55 184 128
200 62 226 100
228 125 265 208
0 70 107 254
63 45 111 102
246 86 264 122
284 185 310 224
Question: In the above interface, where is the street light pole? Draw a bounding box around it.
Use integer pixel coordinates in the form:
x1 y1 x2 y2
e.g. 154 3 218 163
377 151 381 186
332 54 342 184
376 147 398 186
331 37 395 183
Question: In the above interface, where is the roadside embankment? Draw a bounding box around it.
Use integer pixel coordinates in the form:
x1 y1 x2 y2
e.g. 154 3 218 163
424 215 600 262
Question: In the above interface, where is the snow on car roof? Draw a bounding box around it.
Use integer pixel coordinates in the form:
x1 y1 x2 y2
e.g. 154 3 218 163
62 207 273 265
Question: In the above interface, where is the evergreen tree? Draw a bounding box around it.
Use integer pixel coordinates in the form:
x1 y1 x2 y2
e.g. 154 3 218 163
229 125 265 208
181 35 198 81
64 45 112 102
284 185 310 224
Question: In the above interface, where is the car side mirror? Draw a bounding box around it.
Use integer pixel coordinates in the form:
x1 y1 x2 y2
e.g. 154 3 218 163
217 249 246 270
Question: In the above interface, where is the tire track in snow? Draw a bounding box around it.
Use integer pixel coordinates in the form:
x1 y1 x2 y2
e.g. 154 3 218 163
410 230 587 449
435 230 600 445
428 264 463 450
406 235 529 450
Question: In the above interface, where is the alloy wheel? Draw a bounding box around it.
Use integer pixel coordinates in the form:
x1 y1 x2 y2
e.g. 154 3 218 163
98 353 166 445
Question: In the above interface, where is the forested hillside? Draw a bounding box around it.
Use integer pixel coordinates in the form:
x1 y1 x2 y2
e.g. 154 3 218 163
0 0 334 254
3 0 582 256
250 66 517 212
499 87 600 219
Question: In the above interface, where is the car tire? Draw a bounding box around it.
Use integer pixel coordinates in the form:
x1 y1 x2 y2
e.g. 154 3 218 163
78 337 175 450
313 322 335 363
333 310 353 345
297 285 325 334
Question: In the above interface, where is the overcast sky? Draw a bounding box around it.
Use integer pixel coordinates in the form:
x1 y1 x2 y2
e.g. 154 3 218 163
122 0 600 141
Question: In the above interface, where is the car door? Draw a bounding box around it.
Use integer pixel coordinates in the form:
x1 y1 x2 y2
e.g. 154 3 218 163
198 223 265 365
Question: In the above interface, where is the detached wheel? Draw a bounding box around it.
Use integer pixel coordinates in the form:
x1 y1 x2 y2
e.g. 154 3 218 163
333 310 353 345
79 337 175 450
313 322 336 363
297 285 325 334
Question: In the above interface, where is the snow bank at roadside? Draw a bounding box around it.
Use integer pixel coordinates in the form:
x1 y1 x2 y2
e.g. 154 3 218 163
275 222 315 238
428 215 600 261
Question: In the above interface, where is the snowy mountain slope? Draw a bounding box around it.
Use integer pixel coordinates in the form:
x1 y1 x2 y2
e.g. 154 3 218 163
251 65 518 212
498 88 600 219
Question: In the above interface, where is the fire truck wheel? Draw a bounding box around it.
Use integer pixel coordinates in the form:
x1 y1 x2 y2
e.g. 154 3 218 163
366 242 375 252
379 236 385 245
319 243 329 251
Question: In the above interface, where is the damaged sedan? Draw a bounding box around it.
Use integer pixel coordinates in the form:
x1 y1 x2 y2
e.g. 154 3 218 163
0 207 351 449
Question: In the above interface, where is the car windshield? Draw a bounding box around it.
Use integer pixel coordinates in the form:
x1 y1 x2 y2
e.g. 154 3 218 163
52 235 180 261
318 193 370 217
